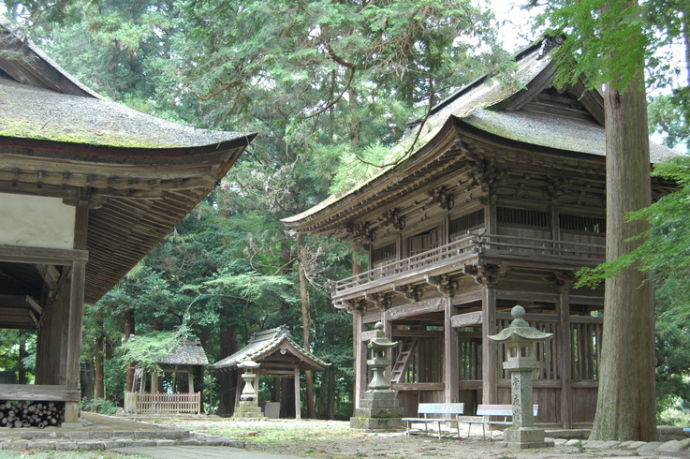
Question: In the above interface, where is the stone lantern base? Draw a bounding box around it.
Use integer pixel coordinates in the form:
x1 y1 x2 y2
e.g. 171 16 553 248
502 427 554 449
232 400 264 420
350 390 404 431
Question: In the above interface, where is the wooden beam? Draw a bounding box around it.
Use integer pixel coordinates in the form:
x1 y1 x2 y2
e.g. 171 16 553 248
385 297 445 321
353 310 367 409
294 366 301 420
391 329 444 338
25 295 43 316
0 384 80 402
495 289 559 304
450 311 483 328
0 244 88 265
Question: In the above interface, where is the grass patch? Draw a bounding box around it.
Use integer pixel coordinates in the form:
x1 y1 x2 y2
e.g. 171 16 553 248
200 423 362 445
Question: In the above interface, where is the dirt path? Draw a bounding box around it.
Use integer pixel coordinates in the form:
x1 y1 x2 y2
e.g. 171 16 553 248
142 417 681 459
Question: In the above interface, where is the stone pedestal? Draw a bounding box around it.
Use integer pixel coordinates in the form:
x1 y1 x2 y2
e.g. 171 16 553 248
350 389 403 430
503 427 554 449
350 322 404 431
233 400 264 419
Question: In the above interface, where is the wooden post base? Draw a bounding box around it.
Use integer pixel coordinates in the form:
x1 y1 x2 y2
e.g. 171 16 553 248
63 401 80 423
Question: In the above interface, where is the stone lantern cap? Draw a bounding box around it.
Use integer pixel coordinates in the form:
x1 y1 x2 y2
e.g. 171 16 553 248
488 305 553 343
367 322 398 349
238 360 260 370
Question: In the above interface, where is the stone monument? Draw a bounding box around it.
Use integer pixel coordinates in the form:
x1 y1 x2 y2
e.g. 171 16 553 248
488 305 554 449
350 322 404 430
232 360 264 419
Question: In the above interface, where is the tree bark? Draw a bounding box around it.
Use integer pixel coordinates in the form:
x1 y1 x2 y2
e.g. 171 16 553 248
123 308 135 392
17 332 27 385
94 313 105 399
219 320 237 415
296 235 316 418
590 2 657 440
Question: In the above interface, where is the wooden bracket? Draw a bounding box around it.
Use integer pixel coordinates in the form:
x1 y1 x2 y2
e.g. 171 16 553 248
345 221 376 243
379 208 406 231
546 271 576 292
429 186 454 210
365 292 393 310
424 274 458 298
394 285 423 302
463 263 508 286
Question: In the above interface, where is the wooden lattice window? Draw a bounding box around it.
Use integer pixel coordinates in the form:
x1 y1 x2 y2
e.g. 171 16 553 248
497 207 550 228
559 214 606 234
371 242 396 266
449 209 484 237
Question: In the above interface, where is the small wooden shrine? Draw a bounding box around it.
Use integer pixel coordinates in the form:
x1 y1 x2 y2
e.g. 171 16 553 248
283 37 678 427
124 340 209 415
0 19 254 425
212 326 328 419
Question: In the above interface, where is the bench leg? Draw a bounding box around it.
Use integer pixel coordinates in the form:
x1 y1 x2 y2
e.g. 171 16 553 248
437 421 441 440
456 417 460 439
406 421 410 436
482 423 486 440
467 423 471 439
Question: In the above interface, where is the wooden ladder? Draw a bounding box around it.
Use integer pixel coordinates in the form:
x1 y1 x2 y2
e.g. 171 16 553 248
391 339 417 384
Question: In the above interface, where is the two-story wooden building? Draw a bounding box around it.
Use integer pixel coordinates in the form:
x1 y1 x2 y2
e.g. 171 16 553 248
283 38 677 428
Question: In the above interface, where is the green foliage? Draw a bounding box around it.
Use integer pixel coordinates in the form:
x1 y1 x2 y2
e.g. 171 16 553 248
576 156 690 410
81 397 119 415
118 325 190 371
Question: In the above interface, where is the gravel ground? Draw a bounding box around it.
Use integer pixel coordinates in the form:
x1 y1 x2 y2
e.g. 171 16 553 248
144 417 685 459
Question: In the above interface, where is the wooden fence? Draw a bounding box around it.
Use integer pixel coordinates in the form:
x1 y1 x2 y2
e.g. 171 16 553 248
124 392 201 415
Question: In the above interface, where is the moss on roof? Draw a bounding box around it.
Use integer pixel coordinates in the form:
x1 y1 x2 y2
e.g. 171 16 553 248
0 77 250 148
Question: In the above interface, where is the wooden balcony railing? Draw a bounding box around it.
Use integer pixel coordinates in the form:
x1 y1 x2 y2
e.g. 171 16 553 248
333 234 604 294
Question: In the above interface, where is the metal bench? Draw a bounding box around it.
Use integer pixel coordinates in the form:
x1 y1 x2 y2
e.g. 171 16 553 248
401 402 465 439
467 404 539 439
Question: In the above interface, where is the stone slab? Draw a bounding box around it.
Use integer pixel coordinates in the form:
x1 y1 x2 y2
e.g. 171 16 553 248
657 438 690 452
113 446 309 458
637 441 663 452
585 440 620 449
620 440 646 449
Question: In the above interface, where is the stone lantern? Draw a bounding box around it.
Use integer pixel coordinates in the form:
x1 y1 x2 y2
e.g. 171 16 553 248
350 322 404 430
233 360 263 419
488 305 554 449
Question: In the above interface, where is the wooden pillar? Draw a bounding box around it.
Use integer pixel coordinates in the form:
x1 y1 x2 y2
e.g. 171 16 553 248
188 369 195 394
444 297 458 403
294 366 301 420
64 202 88 423
353 309 367 409
382 311 392 383
234 371 242 410
151 370 159 394
481 286 497 405
558 284 573 428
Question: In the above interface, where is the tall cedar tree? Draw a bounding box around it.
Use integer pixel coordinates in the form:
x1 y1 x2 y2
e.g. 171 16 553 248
538 0 657 440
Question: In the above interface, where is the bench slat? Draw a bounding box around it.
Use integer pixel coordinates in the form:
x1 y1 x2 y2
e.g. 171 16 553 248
476 404 538 417
416 402 465 414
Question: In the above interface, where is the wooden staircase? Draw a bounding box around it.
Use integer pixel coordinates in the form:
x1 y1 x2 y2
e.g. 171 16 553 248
391 339 417 384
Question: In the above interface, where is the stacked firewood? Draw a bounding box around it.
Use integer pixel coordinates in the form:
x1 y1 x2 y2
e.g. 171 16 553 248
0 401 64 428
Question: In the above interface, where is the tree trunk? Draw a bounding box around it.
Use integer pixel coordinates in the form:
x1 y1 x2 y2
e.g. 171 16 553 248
296 235 315 418
17 332 27 384
590 3 657 440
94 314 105 399
123 308 135 392
219 320 237 415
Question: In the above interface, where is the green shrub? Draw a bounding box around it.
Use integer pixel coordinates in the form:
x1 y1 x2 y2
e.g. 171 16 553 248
81 397 119 415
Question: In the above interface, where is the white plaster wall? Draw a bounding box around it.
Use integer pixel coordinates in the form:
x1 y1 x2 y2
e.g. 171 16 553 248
0 193 75 249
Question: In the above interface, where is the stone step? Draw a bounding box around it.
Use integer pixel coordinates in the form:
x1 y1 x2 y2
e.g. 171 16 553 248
0 433 244 451
0 428 190 441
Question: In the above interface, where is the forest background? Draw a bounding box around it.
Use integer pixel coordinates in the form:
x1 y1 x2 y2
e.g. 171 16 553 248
0 0 687 421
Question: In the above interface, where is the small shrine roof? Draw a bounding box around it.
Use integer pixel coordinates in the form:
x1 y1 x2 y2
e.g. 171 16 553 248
211 325 328 371
157 340 209 367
